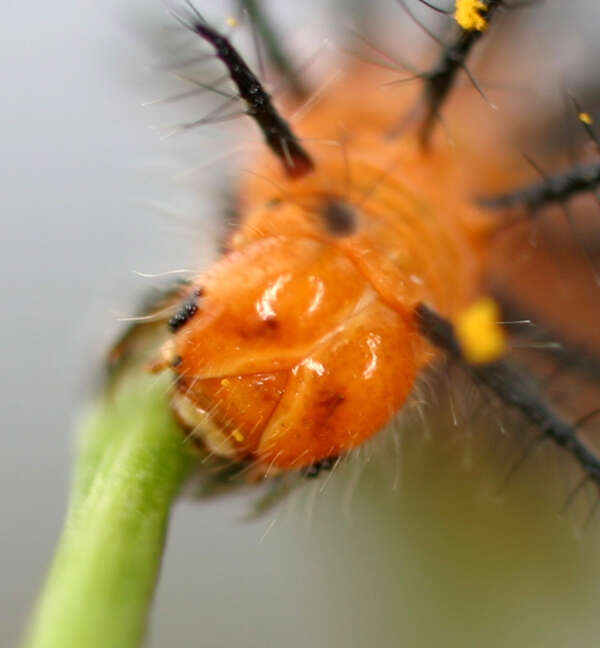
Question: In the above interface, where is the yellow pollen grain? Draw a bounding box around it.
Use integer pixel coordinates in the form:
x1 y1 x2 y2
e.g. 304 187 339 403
225 16 239 28
455 297 506 365
455 0 489 32
220 378 231 387
231 430 245 443
579 112 593 125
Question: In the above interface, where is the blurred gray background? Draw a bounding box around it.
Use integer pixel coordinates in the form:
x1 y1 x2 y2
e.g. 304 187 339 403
4 1 600 646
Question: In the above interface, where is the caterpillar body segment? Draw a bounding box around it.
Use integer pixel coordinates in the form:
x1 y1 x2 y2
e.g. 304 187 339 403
146 2 600 482
160 64 492 473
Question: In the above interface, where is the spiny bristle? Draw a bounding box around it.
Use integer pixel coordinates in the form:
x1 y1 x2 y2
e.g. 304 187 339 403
170 4 314 178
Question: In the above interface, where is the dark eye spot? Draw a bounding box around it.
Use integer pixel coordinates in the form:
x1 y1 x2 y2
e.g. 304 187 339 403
319 199 357 237
168 287 204 333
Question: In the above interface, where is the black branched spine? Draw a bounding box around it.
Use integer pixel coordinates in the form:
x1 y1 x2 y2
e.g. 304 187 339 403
415 303 600 486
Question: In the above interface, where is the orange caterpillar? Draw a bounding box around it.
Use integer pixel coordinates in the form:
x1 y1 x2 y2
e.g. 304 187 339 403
151 1 600 479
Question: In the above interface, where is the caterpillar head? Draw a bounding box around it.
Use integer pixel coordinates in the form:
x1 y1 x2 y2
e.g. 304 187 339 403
159 232 424 474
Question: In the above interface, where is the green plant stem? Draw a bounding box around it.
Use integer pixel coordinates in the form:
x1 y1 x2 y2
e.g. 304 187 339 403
23 371 192 648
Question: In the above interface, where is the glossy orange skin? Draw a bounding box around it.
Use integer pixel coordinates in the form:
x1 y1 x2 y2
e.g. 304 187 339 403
167 70 492 472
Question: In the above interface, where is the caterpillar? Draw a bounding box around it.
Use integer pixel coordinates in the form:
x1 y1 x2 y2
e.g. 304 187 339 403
127 0 600 490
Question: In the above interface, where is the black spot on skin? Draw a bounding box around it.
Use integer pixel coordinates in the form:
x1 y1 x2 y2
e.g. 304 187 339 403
315 392 346 421
168 288 204 332
320 199 357 237
264 315 279 329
